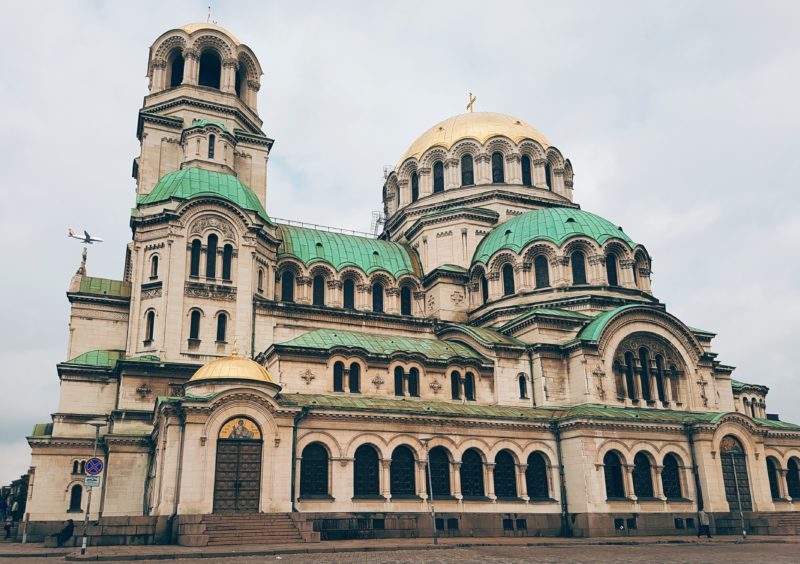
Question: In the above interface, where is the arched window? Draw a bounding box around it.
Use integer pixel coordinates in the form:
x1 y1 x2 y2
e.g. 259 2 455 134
169 51 184 88
464 372 476 401
235 69 242 97
390 446 416 497
312 275 325 306
662 453 682 499
222 244 233 280
333 361 344 392
480 273 489 304
189 310 201 340
624 351 636 400
68 484 83 511
603 451 625 499
521 155 532 186
633 452 654 498
394 366 404 396
257 268 264 292
493 450 517 498
145 310 155 342
300 443 329 497
518 374 528 399
638 348 652 401
198 50 221 89
491 152 505 183
343 278 355 310
190 239 201 277
450 371 461 400
216 313 227 342
654 355 666 402
150 255 159 278
787 458 800 498
208 134 216 159
400 286 412 316
372 282 384 313
80 461 86 474
461 154 474 186
534 255 550 288
349 362 360 393
606 253 619 286
408 367 419 397
427 447 450 497
502 263 515 296
526 452 549 499
750 400 756 419
571 251 587 285
460 449 485 498
205 234 218 278
433 161 444 193
544 161 552 189
669 365 680 402
411 172 419 202
354 445 380 497
72 460 79 474
766 457 781 499
281 271 295 303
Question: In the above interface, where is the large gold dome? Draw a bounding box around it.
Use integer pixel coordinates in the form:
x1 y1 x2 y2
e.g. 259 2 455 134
398 112 551 167
189 347 274 383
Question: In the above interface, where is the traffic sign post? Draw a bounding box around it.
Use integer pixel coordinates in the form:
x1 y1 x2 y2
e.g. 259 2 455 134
81 422 106 556
83 476 101 487
85 458 104 476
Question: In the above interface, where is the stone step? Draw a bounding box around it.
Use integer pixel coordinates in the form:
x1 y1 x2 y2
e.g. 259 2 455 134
205 526 301 533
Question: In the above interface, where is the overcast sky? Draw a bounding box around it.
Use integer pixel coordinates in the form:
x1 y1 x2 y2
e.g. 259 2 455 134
0 0 798 486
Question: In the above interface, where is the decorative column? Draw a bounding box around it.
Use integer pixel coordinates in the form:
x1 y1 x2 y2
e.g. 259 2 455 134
221 58 238 94
485 462 497 501
623 464 637 501
418 167 432 197
327 279 342 307
487 271 501 301
356 283 370 311
653 465 666 500
380 459 392 500
475 154 491 184
417 460 428 499
452 462 463 500
385 287 400 315
150 59 167 92
182 48 199 86
397 179 409 206
517 263 532 291
517 464 529 501
587 254 606 285
619 259 636 288
296 275 312 305
445 158 459 189
533 159 547 188
506 154 521 184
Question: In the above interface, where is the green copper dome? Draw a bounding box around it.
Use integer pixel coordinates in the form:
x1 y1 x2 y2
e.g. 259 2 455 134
137 168 271 223
473 207 635 265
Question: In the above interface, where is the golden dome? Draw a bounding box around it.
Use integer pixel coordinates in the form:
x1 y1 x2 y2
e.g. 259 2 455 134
179 22 241 45
398 112 551 168
189 347 274 383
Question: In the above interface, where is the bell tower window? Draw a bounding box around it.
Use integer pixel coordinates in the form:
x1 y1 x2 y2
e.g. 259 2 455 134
411 173 419 202
606 253 619 286
198 50 221 89
205 234 218 278
208 134 216 159
169 50 184 88
433 161 444 193
502 263 515 296
190 239 201 277
372 282 384 313
400 286 412 315
189 310 201 341
545 162 552 189
343 279 355 309
216 313 227 342
222 244 233 280
491 152 504 183
461 155 474 186
521 155 532 186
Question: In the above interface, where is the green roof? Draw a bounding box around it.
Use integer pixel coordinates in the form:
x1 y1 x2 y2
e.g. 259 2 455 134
731 379 768 392
278 329 486 362
754 417 800 430
473 207 635 265
30 423 53 438
441 323 525 347
277 225 420 279
78 277 131 298
421 206 499 220
138 168 271 223
576 304 645 342
185 119 228 133
501 308 592 331
64 349 160 369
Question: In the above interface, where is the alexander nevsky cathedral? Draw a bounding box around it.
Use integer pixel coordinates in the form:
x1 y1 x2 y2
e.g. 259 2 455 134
22 23 800 545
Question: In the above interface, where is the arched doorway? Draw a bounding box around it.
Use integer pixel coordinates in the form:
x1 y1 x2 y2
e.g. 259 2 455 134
213 417 263 512
720 435 752 511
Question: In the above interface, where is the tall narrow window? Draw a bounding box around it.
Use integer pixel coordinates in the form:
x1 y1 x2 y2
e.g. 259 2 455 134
450 371 461 400
606 254 619 286
145 311 155 342
502 263 515 296
624 352 637 400
257 269 264 292
169 51 184 88
787 458 800 498
662 454 682 499
208 134 216 159
544 161 552 189
534 255 550 288
433 161 444 193
281 271 295 303
394 366 404 396
480 274 488 304
408 367 419 397
461 154 474 186
427 447 451 497
521 155 532 186
411 173 419 202
400 286 412 316
669 365 680 403
300 443 329 497
464 372 476 401
349 362 360 393
654 355 666 402
526 452 549 499
354 445 380 497
189 310 201 340
493 451 517 498
333 361 344 392
69 484 83 511
313 275 325 306
190 239 201 277
390 446 416 497
205 234 218 278
216 313 227 342
518 374 528 399
460 449 485 498
72 461 79 474
633 452 654 498
571 251 587 285
150 255 159 278
198 50 221 89
222 244 233 280
372 282 384 313
491 152 505 183
603 451 625 498
638 348 652 401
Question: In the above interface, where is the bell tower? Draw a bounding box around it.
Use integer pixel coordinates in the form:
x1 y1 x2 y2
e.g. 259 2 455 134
134 23 273 206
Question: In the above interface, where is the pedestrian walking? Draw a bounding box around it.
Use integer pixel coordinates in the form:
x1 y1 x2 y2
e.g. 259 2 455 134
3 515 12 539
697 508 712 539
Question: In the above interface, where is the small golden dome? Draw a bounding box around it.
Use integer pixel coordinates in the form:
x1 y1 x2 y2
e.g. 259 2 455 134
189 346 274 383
398 112 551 168
179 22 241 45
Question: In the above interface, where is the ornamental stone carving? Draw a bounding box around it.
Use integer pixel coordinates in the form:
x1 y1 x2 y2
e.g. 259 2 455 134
188 216 236 240
184 282 237 301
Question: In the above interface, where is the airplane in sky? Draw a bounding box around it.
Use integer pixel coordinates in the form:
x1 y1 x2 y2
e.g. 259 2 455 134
68 228 104 244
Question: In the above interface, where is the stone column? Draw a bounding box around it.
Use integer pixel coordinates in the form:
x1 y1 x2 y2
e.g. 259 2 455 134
533 159 547 188
452 462 463 500
485 462 497 501
418 167 432 197
381 459 392 500
417 460 428 499
475 154 491 184
653 465 666 500
296 275 312 305
506 154 521 184
182 48 199 86
517 464 529 501
397 179 409 206
221 58 238 94
623 464 636 501
386 287 400 315
619 259 636 288
518 263 533 291
445 158 459 189
327 279 342 308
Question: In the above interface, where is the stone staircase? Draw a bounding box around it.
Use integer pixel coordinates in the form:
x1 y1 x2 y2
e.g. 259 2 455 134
199 513 313 546
773 512 800 534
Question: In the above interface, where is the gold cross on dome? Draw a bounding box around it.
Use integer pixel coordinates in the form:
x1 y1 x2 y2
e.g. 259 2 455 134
466 92 476 112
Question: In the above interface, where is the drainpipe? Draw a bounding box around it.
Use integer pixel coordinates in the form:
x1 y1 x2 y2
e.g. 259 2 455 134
527 348 537 407
684 423 705 510
551 420 571 537
290 407 310 512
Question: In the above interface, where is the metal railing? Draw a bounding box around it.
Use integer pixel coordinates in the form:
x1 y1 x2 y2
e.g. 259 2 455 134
272 217 375 238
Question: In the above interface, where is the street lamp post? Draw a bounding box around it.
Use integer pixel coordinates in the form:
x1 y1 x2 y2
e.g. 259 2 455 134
81 421 106 556
419 438 438 545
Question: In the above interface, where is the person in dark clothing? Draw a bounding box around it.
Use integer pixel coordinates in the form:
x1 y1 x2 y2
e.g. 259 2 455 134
52 519 74 547
3 516 12 539
697 509 712 539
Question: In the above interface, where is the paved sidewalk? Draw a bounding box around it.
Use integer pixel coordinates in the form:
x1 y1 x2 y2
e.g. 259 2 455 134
0 535 797 561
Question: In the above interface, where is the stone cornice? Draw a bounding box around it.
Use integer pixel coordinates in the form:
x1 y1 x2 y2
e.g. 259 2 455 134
66 292 131 307
404 209 500 240
140 96 268 139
